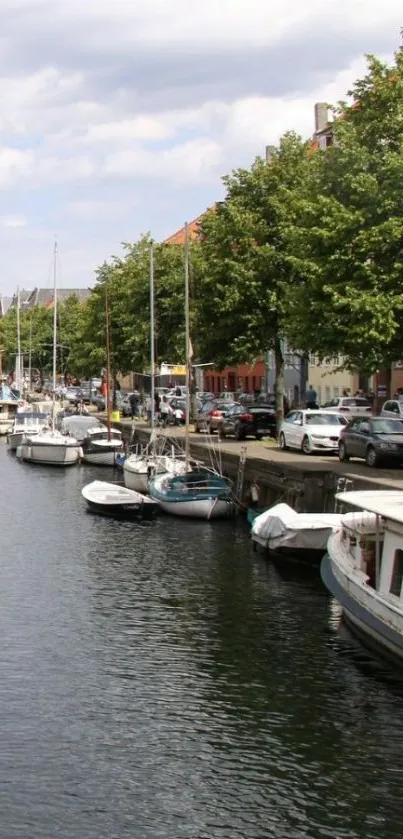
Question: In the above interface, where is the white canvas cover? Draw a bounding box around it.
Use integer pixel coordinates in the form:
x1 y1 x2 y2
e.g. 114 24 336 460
251 502 343 551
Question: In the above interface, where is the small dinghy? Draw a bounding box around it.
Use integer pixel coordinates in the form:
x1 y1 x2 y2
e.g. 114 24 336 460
251 502 343 562
81 480 159 520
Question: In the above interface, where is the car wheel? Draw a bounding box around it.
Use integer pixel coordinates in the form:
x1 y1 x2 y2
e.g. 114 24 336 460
235 422 245 441
255 433 263 441
366 446 378 468
338 441 349 462
301 435 311 455
195 423 200 433
208 423 214 435
279 432 287 450
219 424 226 438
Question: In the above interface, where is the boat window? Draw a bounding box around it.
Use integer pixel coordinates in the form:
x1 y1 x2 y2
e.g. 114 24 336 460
390 549 403 598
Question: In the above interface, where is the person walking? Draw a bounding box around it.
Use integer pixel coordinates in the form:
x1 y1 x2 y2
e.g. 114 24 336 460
129 391 139 419
159 396 170 427
145 394 152 425
305 384 318 409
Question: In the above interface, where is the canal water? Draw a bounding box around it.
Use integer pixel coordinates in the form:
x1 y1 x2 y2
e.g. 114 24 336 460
0 441 402 839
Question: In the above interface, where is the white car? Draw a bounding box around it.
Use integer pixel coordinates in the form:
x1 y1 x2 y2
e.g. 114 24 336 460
380 399 403 418
320 396 372 417
279 410 348 454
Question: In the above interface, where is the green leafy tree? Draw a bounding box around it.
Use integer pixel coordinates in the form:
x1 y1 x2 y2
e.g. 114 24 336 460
286 42 403 386
70 236 190 382
196 132 310 425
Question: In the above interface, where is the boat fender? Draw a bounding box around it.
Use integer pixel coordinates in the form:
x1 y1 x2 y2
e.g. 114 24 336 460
250 481 260 504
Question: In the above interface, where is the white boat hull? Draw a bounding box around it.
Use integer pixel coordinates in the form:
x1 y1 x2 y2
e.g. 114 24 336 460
82 450 120 466
157 497 232 519
123 467 149 493
322 534 403 663
17 441 80 465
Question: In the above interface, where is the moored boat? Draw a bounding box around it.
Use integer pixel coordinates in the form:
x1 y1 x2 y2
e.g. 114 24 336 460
81 480 158 519
321 490 403 665
0 387 20 435
8 411 50 452
123 445 190 493
57 414 123 465
149 470 233 519
17 431 81 465
251 502 343 561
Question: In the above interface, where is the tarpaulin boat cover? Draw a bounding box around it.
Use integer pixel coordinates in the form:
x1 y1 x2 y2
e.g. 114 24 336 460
251 503 343 551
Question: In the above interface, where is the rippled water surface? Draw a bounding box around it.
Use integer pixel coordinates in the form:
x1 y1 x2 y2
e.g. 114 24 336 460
0 442 402 838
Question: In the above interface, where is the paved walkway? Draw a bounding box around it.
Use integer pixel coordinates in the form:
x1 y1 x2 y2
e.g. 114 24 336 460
123 419 403 489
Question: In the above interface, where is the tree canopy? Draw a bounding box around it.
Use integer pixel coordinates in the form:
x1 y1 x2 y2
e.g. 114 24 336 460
286 43 403 374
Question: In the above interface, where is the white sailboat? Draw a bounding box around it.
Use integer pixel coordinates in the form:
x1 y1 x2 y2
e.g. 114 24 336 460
123 241 190 493
17 240 81 466
148 224 233 519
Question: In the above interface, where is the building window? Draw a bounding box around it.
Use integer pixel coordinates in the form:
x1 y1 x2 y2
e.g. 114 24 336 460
325 386 331 402
333 386 339 397
390 549 403 597
244 376 249 393
317 386 321 404
252 376 256 392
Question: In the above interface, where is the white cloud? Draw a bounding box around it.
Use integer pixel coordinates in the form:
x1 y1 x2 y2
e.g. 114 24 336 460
0 214 27 228
0 0 401 293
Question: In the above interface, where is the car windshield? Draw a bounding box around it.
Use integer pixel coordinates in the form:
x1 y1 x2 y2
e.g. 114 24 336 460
344 398 370 406
371 419 403 434
305 413 346 425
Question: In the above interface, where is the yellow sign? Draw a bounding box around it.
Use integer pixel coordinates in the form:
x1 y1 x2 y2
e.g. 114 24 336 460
170 365 186 375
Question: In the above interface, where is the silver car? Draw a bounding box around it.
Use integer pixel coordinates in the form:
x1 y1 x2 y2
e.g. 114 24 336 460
321 396 372 417
380 400 403 418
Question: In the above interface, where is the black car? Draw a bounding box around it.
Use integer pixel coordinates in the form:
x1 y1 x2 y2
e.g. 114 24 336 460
218 403 276 441
339 416 403 467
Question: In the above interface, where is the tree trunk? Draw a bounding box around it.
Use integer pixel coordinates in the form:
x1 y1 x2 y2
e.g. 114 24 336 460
299 351 309 407
274 334 284 436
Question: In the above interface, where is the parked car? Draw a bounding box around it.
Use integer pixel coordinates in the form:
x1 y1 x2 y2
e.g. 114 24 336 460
65 386 83 404
279 410 347 454
338 417 403 467
217 391 237 402
218 403 276 440
94 391 123 412
321 396 372 416
380 400 403 418
195 400 235 433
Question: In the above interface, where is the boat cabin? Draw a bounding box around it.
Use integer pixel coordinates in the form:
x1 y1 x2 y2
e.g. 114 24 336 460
0 399 19 433
337 491 403 602
340 511 384 588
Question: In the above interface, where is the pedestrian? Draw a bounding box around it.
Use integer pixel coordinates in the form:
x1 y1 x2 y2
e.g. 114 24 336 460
129 391 139 418
159 396 170 427
305 384 318 409
145 394 152 425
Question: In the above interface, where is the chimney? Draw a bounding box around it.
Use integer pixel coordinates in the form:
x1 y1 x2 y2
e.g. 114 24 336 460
265 144 276 164
314 102 328 134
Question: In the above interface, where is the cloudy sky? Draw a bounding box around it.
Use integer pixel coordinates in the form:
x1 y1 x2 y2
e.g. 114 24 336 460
0 0 401 295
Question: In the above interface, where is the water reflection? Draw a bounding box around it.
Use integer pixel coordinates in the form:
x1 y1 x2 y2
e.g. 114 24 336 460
0 444 402 838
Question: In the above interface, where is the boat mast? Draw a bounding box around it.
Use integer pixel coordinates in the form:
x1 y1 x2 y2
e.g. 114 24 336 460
105 281 111 440
150 241 155 439
16 286 22 393
184 222 190 465
52 239 57 433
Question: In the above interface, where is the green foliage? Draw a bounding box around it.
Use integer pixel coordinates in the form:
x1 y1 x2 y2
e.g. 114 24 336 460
68 236 189 378
286 42 403 373
195 132 310 369
0 305 54 375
